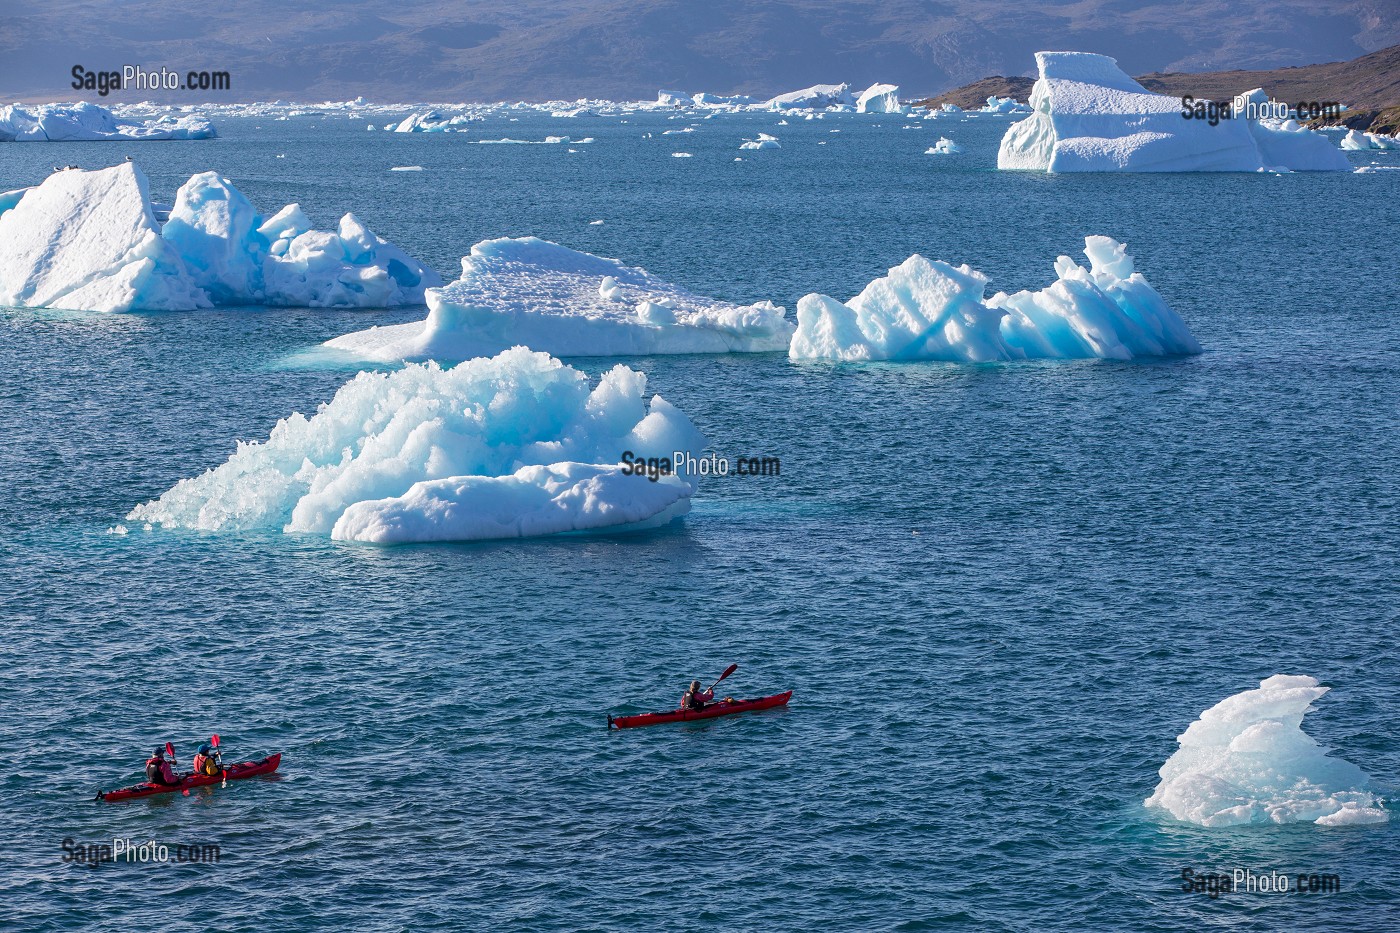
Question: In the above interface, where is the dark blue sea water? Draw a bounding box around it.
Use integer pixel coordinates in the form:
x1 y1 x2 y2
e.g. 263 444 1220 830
1 109 1397 931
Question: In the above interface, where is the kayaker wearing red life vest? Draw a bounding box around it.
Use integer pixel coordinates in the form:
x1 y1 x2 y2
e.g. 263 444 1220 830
145 747 180 786
191 744 219 777
681 679 714 710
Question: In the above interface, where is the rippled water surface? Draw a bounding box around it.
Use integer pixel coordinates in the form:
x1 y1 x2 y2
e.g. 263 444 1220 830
1 110 1397 931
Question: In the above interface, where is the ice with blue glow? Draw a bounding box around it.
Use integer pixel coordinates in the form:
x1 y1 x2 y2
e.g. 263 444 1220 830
1145 675 1389 827
789 236 1201 362
127 347 706 544
327 237 794 361
0 163 438 312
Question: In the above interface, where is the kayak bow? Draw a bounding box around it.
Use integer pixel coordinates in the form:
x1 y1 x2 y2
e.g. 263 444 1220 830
608 691 792 729
95 753 281 802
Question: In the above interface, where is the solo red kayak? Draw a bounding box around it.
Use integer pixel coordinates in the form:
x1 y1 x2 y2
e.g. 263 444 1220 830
96 754 282 802
609 691 792 729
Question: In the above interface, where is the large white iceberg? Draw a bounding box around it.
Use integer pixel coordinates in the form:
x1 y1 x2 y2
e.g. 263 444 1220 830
0 163 439 312
0 164 208 312
1341 128 1400 150
856 83 902 114
1145 675 1389 827
128 347 706 543
766 83 855 110
998 52 1350 172
326 237 794 361
0 102 215 142
789 236 1200 362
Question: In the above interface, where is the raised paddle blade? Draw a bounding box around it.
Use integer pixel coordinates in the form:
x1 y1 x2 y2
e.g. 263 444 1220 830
211 734 220 748
165 741 175 759
716 663 738 683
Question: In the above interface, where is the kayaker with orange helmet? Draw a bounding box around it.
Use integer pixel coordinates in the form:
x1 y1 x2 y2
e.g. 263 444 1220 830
681 679 714 710
145 747 179 786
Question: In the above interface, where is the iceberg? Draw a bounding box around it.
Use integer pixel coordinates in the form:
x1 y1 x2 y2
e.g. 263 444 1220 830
788 236 1200 362
0 102 215 141
740 133 781 150
127 347 707 544
0 163 439 312
0 164 208 313
1145 675 1389 827
998 52 1350 172
391 111 476 132
856 83 902 114
766 83 855 110
926 137 961 154
979 95 1030 114
326 237 794 361
1341 128 1400 150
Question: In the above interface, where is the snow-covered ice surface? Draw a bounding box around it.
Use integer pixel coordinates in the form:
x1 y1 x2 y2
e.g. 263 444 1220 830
128 347 707 543
326 237 794 361
789 236 1200 362
1145 675 1389 827
0 102 215 141
0 163 438 312
998 52 1350 172
0 164 208 312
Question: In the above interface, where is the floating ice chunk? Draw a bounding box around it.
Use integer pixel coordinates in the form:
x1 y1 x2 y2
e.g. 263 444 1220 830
1341 128 1400 150
998 52 1350 172
740 133 781 150
589 219 605 225
1145 675 1389 827
0 102 216 141
789 236 1200 362
0 164 208 312
926 137 961 154
979 95 1030 114
940 103 963 113
127 347 707 543
390 165 424 171
766 83 855 110
856 83 902 114
392 111 474 133
671 152 692 158
326 236 794 361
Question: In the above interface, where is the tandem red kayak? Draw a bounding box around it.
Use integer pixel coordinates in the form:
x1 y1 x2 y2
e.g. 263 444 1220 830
608 691 792 729
96 754 282 802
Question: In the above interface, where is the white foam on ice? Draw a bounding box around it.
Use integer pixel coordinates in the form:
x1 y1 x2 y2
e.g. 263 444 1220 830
128 347 707 543
0 102 215 141
327 237 794 361
998 53 1350 172
0 163 439 312
789 236 1200 362
1145 675 1389 827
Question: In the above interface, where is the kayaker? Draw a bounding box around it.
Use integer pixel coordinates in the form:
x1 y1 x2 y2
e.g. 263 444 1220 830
681 679 714 710
145 747 180 786
191 744 219 776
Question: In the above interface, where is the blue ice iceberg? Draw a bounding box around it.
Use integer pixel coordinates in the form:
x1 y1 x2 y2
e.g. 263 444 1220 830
128 347 706 543
788 236 1201 362
1146 675 1388 827
0 163 439 312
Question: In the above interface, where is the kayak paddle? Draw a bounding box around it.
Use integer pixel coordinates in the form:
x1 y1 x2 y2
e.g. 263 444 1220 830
707 663 738 695
212 734 226 788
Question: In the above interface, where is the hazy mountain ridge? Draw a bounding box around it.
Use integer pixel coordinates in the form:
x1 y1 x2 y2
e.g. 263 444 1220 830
2 0 1394 103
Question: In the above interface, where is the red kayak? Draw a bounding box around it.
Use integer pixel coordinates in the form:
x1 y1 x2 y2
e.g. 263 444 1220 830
96 753 282 802
609 691 792 729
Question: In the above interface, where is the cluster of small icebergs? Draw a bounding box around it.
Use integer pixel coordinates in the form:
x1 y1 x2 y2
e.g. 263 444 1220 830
0 102 215 142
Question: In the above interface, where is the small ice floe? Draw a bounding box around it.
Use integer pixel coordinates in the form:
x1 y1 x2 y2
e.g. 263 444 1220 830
671 152 692 158
925 137 961 154
589 219 605 225
390 165 424 171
